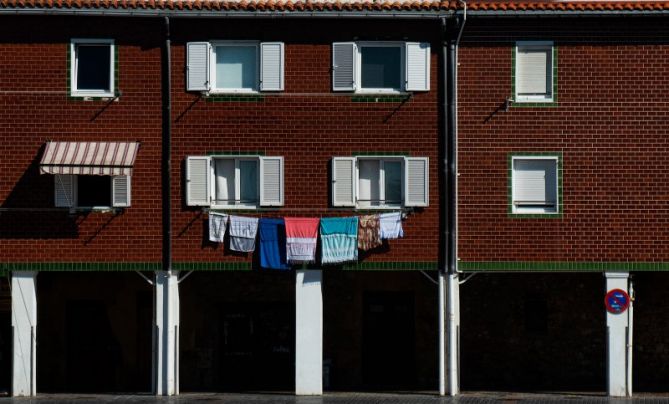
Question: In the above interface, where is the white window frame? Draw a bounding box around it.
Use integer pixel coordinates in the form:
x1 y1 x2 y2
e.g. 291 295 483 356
70 38 115 98
210 156 261 210
356 42 406 94
55 174 128 210
209 41 260 94
511 155 559 214
514 41 554 103
355 156 405 209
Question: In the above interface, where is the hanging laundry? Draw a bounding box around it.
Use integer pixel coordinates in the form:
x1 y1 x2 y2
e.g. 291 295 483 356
284 217 319 264
228 215 259 252
358 214 382 251
379 211 404 240
208 212 228 243
259 218 290 270
321 217 359 264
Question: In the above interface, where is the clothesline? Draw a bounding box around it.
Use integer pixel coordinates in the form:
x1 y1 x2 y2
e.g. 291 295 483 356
208 212 405 270
204 207 413 218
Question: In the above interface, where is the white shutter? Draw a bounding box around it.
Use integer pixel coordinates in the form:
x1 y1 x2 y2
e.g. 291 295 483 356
405 42 430 92
186 156 211 206
112 175 131 207
186 42 210 92
260 156 284 206
516 44 552 96
513 159 556 205
332 157 356 207
54 174 74 208
260 42 284 92
404 157 429 207
332 42 356 92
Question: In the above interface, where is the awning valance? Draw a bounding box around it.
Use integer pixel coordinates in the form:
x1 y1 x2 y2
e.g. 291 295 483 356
40 141 139 176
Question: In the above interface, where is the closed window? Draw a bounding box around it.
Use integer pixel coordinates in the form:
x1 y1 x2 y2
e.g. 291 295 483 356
511 156 558 214
70 39 115 97
515 41 554 102
185 155 284 209
332 156 428 209
186 41 284 93
332 42 430 93
54 174 131 209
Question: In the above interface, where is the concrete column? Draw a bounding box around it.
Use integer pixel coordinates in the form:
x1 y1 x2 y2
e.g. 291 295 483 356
447 272 460 396
605 272 631 397
295 269 323 395
11 271 37 397
153 270 179 396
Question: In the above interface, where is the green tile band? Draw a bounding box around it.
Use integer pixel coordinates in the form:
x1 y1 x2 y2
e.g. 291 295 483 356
459 261 669 272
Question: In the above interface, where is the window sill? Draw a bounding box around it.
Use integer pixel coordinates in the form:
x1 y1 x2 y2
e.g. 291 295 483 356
69 92 117 101
512 97 557 107
67 207 123 214
509 212 562 219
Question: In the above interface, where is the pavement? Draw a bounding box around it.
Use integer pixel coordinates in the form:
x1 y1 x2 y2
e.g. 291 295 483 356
3 392 669 403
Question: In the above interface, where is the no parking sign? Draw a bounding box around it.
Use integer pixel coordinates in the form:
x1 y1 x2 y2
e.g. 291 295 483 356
605 288 630 314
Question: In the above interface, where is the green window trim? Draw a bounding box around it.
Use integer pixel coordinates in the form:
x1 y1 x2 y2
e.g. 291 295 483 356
511 43 558 108
508 152 563 219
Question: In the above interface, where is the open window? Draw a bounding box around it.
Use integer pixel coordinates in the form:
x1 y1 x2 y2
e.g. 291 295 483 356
511 156 559 214
186 41 284 93
332 156 428 209
186 155 284 209
70 39 115 98
55 174 130 209
332 42 430 93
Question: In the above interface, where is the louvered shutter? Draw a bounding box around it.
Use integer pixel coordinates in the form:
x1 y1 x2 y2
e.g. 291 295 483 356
260 156 284 206
186 42 210 92
186 156 211 206
260 42 284 92
405 42 430 92
332 42 356 92
112 175 131 207
332 157 356 207
516 44 552 97
513 159 556 205
54 174 74 208
404 157 429 207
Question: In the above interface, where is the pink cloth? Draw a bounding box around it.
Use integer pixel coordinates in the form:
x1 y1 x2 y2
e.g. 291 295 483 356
284 217 320 263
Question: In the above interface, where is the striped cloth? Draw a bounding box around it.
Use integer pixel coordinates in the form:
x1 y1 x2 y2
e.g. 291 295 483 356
40 141 140 176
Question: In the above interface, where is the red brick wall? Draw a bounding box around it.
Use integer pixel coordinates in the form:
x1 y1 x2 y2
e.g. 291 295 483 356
0 16 442 266
0 16 163 263
457 17 669 264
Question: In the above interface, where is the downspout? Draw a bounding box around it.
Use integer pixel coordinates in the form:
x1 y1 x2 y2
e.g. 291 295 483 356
162 16 172 281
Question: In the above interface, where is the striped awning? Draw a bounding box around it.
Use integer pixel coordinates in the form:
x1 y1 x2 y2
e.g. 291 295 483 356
40 141 140 176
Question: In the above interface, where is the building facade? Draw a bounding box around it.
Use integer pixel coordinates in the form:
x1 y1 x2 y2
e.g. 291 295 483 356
0 0 668 398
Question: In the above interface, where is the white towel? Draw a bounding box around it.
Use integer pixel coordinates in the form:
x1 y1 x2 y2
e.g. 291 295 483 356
379 212 404 239
229 215 259 252
208 212 228 243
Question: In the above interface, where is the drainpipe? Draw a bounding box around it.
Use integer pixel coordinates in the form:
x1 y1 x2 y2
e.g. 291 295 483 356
162 17 172 286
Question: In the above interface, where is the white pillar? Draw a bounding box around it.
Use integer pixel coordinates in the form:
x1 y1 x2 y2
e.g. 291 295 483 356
154 270 179 396
11 271 37 397
295 269 323 395
605 272 631 397
446 272 460 396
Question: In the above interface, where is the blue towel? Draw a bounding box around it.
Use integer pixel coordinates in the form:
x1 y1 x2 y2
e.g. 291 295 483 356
320 217 359 264
259 218 290 270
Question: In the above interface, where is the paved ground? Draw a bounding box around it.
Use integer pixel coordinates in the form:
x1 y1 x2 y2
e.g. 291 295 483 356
3 392 669 403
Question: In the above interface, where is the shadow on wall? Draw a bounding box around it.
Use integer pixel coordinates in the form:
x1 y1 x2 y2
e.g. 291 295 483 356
0 146 78 239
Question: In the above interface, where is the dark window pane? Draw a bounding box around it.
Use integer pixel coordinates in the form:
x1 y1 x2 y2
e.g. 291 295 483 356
77 176 111 207
360 47 401 90
76 45 111 91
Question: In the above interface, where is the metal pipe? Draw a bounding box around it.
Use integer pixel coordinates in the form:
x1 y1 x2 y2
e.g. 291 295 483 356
438 272 446 395
627 279 634 397
162 16 172 278
438 15 448 397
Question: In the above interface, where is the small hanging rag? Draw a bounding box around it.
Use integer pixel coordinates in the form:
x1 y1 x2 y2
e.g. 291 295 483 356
379 211 404 240
228 215 259 252
259 218 290 270
209 212 228 243
284 217 320 263
320 217 359 264
358 214 382 251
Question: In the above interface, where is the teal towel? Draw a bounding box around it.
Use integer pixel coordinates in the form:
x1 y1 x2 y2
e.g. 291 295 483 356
320 217 359 264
